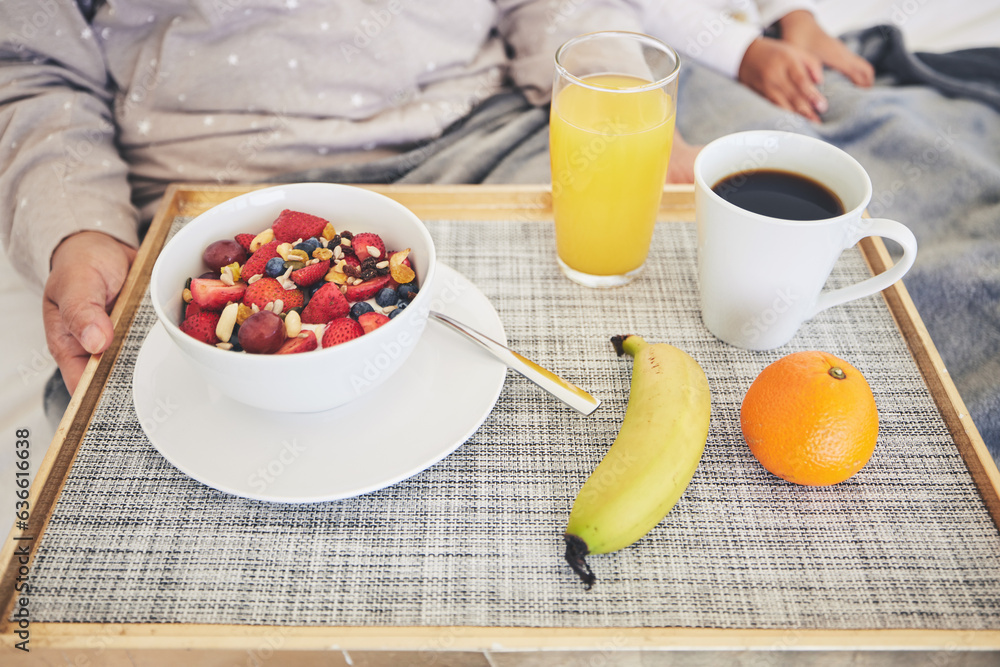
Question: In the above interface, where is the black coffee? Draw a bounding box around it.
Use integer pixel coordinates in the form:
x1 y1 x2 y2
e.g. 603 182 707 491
712 169 844 221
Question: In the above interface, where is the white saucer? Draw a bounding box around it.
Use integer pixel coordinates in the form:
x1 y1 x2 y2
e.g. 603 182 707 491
132 264 507 503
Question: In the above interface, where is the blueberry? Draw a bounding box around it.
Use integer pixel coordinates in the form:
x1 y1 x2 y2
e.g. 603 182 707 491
294 239 319 255
375 287 398 308
350 302 374 320
388 308 404 319
264 256 285 277
397 282 419 301
394 300 407 311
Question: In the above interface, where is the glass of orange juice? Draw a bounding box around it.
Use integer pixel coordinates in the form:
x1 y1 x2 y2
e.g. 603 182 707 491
551 31 680 287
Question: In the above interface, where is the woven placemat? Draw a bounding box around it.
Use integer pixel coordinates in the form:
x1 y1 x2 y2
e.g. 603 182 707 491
27 219 1000 628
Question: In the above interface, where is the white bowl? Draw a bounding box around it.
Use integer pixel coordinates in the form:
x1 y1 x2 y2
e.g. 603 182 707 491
149 183 437 413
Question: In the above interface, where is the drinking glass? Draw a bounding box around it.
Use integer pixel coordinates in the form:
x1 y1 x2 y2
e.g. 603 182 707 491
550 31 680 287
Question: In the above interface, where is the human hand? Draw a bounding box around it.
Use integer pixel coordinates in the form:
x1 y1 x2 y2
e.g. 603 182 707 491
779 10 875 88
43 231 137 394
738 37 827 122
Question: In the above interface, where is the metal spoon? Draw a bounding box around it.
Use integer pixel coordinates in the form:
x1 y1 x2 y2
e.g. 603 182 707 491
429 310 601 416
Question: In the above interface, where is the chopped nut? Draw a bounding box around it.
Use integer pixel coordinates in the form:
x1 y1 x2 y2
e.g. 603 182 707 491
340 237 352 247
247 273 262 284
276 242 294 260
367 245 381 258
287 249 309 263
284 309 302 338
375 260 389 269
250 228 275 252
216 301 239 343
215 342 233 351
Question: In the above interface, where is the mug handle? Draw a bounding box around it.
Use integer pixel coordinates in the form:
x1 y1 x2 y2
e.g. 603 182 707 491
810 218 918 317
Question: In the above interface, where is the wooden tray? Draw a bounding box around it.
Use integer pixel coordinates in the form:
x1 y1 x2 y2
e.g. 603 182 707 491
3 184 998 665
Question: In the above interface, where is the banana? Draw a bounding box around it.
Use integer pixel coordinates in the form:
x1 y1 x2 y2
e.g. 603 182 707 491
564 335 711 588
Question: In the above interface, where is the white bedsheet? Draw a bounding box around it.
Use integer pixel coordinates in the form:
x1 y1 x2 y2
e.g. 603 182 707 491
2 0 998 539
0 259 56 539
814 0 1000 53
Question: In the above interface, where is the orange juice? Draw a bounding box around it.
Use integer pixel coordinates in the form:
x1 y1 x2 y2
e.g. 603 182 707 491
550 74 675 278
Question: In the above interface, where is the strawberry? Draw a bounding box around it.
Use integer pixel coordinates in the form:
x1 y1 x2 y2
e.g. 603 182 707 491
358 311 390 334
242 277 304 313
322 317 364 348
184 301 204 319
275 330 318 355
345 274 393 302
352 232 386 262
301 282 350 324
234 233 256 253
271 209 329 243
290 259 330 287
189 278 247 311
241 240 282 279
179 311 221 345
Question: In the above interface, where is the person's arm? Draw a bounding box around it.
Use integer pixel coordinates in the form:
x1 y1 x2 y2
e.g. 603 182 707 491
0 2 140 393
495 0 645 105
637 0 767 80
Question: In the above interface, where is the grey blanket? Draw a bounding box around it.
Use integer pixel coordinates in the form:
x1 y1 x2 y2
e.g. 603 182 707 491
677 26 1000 462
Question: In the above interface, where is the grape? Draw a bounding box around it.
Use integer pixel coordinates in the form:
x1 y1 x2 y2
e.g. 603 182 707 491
203 239 247 272
238 311 285 354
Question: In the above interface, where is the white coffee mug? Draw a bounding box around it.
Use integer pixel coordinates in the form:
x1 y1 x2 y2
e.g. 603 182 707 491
694 131 918 350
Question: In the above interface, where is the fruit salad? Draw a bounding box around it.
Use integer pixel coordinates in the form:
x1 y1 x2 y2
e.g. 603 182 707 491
178 209 419 354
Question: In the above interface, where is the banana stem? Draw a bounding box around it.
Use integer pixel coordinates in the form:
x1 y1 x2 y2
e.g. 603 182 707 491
611 334 647 358
563 534 596 588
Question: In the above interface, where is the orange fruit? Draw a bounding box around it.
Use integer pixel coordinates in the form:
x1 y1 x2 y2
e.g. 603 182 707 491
740 351 878 486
